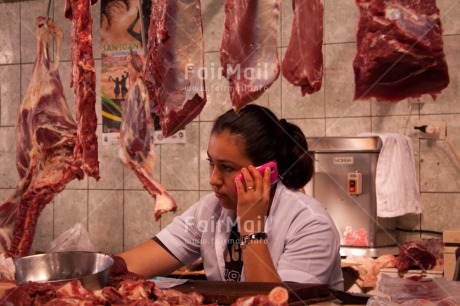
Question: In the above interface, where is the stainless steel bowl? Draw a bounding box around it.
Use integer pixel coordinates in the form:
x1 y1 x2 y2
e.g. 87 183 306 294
13 251 114 290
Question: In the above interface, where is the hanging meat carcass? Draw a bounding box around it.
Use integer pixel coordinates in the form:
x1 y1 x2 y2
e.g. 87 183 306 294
119 53 177 221
0 17 85 257
353 0 449 102
144 0 206 138
65 0 100 180
220 0 281 112
282 0 324 95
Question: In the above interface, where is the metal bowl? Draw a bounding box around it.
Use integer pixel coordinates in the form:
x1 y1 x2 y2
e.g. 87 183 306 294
13 251 114 290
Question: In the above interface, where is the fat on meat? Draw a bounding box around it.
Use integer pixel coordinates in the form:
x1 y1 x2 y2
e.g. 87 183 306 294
144 0 206 138
220 0 281 112
1 277 213 305
65 0 100 180
119 54 177 221
353 0 449 102
0 18 85 257
232 286 288 306
345 255 396 288
282 0 324 96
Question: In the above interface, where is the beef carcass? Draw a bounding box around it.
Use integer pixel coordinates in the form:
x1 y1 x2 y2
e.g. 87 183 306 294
65 0 100 180
353 0 449 102
119 54 177 221
220 0 281 112
282 0 324 96
0 18 84 257
144 0 206 138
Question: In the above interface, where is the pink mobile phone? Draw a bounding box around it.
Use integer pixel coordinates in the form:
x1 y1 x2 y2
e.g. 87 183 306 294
234 161 278 192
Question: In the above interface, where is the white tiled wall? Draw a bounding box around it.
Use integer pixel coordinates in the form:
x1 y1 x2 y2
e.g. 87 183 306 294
0 0 459 255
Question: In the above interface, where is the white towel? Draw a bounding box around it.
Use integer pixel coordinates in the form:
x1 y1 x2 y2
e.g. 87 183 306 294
360 133 423 217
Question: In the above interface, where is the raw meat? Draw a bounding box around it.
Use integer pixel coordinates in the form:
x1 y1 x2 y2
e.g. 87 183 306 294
0 282 58 305
346 255 396 288
395 240 439 272
55 280 103 302
232 286 289 306
154 288 206 305
117 279 157 301
353 0 449 102
220 0 281 112
108 255 145 283
65 0 100 180
97 286 128 304
343 226 368 246
119 54 177 221
282 0 324 95
268 286 289 306
144 0 206 137
0 278 210 305
0 17 85 257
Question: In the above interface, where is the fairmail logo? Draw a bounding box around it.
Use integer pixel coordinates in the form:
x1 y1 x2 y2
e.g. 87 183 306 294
184 62 277 81
183 215 268 235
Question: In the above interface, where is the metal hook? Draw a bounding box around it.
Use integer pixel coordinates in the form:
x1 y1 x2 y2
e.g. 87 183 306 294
129 48 143 72
45 0 52 24
137 0 148 56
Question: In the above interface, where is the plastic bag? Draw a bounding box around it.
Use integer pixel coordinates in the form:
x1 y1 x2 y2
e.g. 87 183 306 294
367 295 451 306
367 274 460 305
47 223 96 253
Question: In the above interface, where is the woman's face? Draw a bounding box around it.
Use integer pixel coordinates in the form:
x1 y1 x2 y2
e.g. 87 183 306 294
207 130 253 210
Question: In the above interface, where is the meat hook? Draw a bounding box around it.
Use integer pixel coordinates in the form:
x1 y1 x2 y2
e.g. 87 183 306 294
129 48 143 73
45 0 52 24
137 0 148 56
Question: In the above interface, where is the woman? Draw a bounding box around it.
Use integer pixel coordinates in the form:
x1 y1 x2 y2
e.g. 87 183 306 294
119 105 344 290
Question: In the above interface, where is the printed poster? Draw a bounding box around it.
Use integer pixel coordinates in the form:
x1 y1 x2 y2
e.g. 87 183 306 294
100 0 186 145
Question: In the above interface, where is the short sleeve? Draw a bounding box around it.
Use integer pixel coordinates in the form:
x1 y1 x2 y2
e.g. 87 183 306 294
155 201 203 266
276 214 343 290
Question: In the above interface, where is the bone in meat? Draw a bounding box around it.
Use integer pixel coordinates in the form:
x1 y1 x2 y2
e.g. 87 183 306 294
282 0 324 95
0 17 85 257
144 0 206 138
220 0 281 112
353 0 449 102
65 0 100 179
119 54 177 221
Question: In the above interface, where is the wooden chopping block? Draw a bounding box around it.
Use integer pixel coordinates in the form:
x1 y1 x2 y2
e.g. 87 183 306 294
174 280 331 304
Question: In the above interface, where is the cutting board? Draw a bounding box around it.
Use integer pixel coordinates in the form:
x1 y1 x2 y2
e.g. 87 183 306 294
174 280 330 305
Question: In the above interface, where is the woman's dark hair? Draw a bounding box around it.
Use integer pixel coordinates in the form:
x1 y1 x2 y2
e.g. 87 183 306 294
211 105 314 189
101 0 129 27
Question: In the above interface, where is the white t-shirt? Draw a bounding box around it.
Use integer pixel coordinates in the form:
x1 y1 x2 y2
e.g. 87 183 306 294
156 183 344 290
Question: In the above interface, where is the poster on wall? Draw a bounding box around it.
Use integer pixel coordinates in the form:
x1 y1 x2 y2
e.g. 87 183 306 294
100 0 186 145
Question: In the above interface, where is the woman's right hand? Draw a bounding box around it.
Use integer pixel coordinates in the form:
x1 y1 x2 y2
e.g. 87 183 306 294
234 166 271 236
